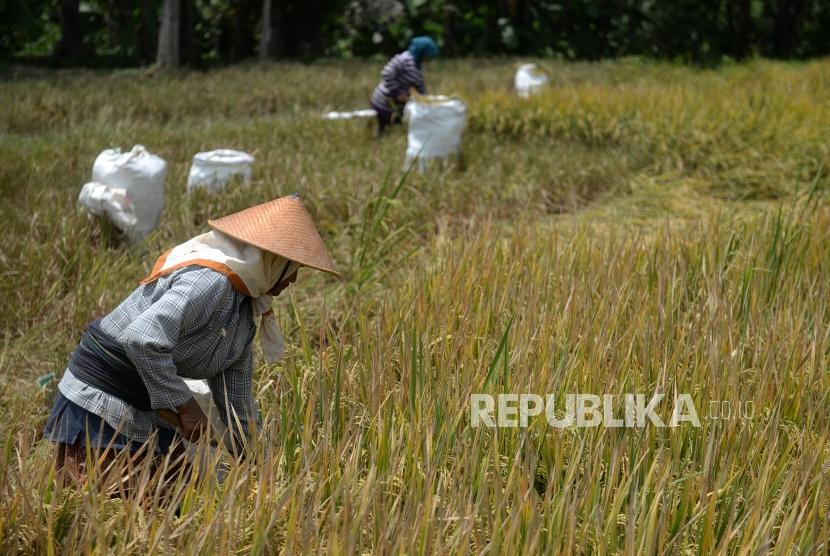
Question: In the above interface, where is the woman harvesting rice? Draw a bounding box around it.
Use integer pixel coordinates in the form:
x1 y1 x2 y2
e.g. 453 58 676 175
44 194 339 483
370 36 439 136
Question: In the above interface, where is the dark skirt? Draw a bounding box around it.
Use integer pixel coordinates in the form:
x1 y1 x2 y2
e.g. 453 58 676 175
44 391 176 455
370 99 405 136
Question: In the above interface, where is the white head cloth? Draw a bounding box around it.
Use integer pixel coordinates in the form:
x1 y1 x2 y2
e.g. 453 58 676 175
148 230 300 363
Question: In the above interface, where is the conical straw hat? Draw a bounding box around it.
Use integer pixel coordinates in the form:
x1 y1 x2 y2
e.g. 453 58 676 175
208 194 340 277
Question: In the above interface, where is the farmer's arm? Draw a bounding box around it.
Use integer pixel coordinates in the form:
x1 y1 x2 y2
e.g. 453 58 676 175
208 342 258 448
402 58 426 94
120 269 231 411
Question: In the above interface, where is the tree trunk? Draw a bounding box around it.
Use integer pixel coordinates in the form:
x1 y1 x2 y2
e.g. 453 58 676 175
259 0 273 61
769 0 807 57
729 0 752 59
180 0 199 67
136 1 157 65
54 0 84 65
156 0 180 69
272 0 284 57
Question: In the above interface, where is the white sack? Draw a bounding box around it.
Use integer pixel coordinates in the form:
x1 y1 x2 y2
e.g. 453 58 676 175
322 109 377 120
78 182 137 232
404 95 467 171
183 378 227 436
515 63 549 98
187 149 254 193
90 145 167 241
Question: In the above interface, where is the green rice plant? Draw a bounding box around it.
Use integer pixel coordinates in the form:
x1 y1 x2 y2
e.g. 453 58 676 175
468 59 830 200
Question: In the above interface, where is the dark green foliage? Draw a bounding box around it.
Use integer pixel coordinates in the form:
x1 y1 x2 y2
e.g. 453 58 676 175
3 0 830 67
0 0 54 60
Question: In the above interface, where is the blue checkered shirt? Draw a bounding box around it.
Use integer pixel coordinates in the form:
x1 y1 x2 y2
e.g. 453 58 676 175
58 266 258 442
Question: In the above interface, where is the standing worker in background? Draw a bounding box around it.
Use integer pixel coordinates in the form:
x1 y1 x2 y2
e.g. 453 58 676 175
43 194 340 485
370 36 439 137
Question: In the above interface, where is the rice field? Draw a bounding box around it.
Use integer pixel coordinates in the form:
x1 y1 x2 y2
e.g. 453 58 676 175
1 58 829 553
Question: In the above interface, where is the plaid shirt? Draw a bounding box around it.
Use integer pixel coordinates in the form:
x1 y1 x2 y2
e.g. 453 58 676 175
58 266 258 442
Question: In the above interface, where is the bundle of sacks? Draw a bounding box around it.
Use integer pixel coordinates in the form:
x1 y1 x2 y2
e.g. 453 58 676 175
322 109 377 120
79 146 256 241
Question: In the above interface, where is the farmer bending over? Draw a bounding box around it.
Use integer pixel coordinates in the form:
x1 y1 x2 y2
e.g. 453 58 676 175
43 194 339 484
370 36 439 136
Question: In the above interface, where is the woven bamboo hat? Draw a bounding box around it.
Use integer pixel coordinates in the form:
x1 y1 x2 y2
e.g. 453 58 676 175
208 194 340 277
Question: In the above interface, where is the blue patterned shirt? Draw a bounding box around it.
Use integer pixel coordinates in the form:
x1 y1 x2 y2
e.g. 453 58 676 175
58 266 258 442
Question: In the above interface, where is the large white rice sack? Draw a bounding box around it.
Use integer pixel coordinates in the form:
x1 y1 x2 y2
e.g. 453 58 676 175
90 145 167 241
187 149 254 193
515 63 549 98
404 95 467 171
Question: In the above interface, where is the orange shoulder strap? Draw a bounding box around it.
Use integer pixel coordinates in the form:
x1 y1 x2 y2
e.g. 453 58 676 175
140 249 252 297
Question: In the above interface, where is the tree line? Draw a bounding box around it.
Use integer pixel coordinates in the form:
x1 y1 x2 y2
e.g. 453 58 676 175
2 0 829 68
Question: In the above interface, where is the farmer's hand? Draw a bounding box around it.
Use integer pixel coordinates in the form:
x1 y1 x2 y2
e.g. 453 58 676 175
395 92 409 103
176 397 210 442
